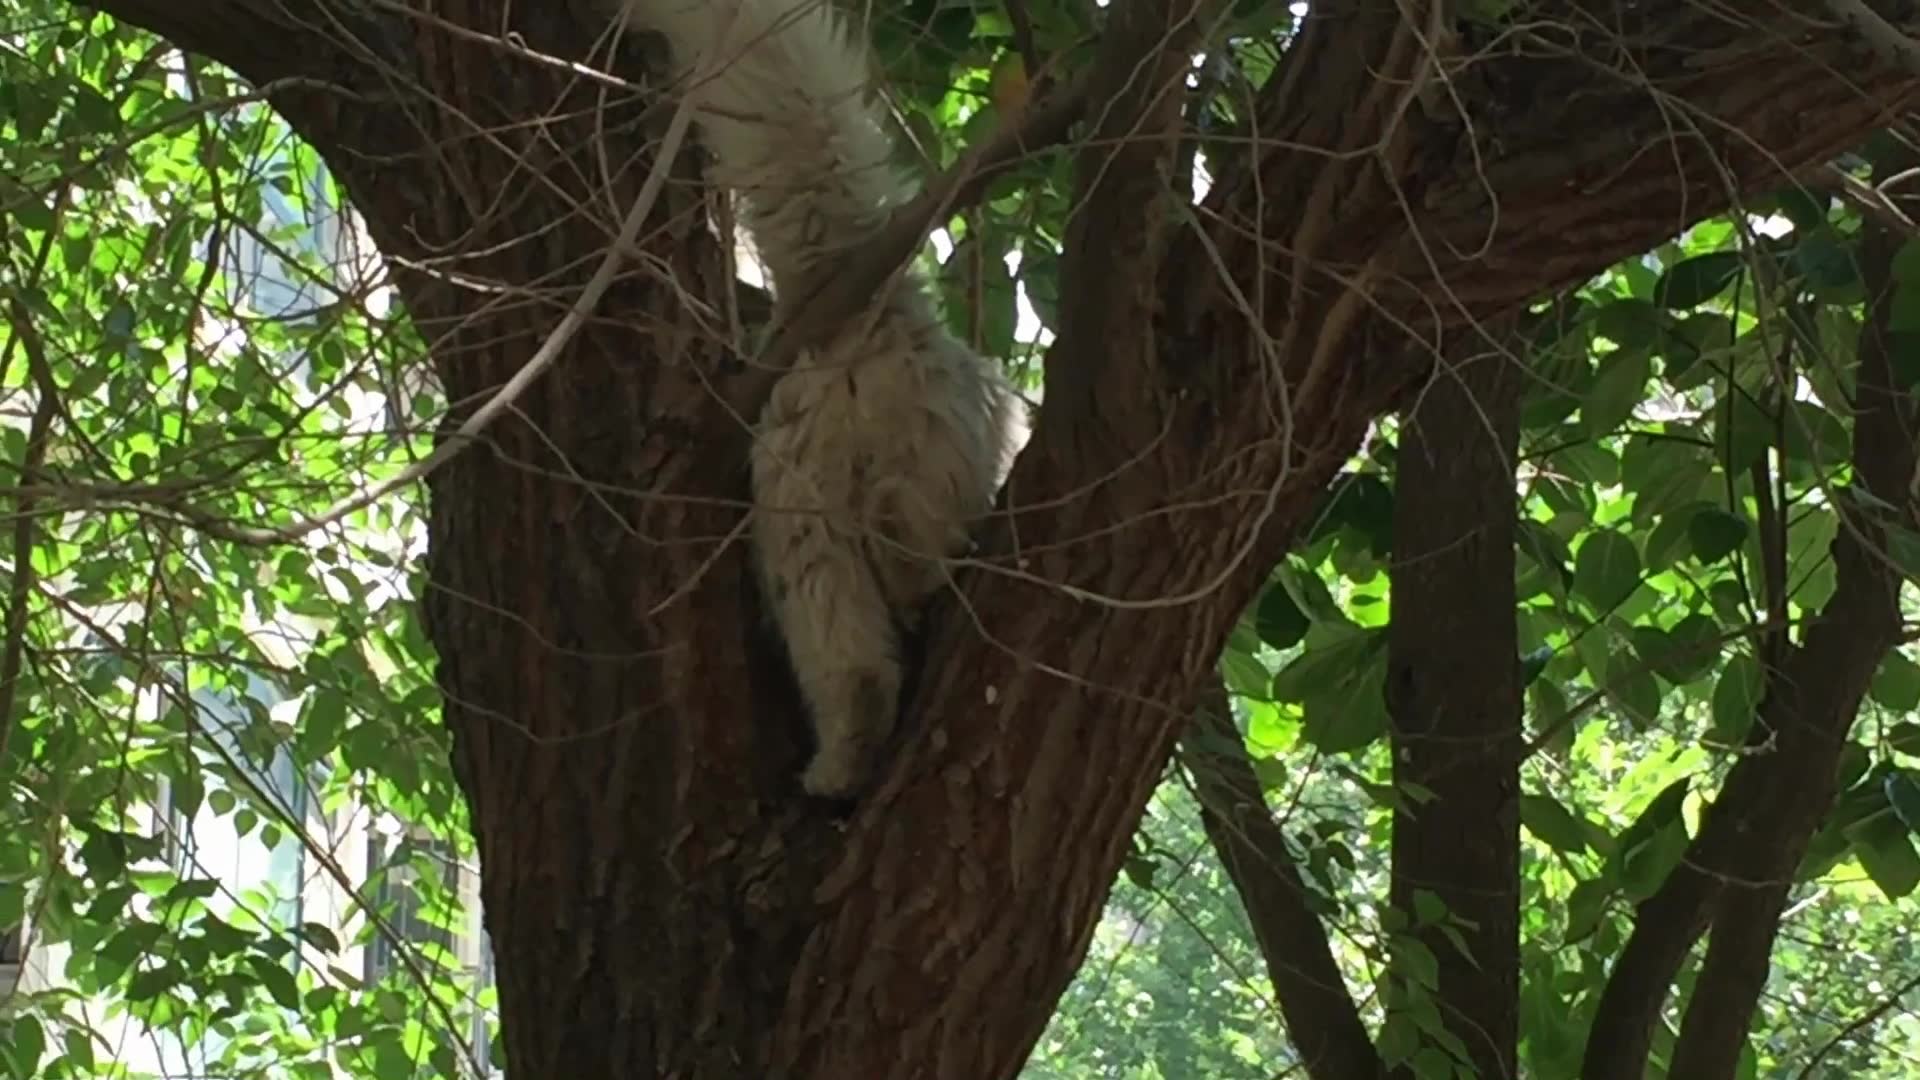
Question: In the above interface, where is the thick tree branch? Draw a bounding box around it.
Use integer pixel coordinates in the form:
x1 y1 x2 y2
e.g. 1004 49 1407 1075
1669 879 1795 1075
1826 0 1920 77
75 0 379 91
1048 0 1210 432
1181 681 1384 1080
0 307 60 769
1584 145 1920 1080
1661 167 1920 1079
1386 337 1524 1080
0 184 69 773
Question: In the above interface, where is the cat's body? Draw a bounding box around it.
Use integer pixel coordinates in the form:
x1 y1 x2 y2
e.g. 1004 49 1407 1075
615 0 1019 796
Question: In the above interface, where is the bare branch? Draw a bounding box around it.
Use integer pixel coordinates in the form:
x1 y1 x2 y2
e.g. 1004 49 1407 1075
1181 681 1384 1080
1796 964 1920 1077
0 305 60 769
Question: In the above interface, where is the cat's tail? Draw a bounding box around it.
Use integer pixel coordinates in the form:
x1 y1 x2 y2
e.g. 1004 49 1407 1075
615 0 908 296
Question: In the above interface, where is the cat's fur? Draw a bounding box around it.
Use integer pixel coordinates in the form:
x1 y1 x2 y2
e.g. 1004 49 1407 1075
615 0 1020 796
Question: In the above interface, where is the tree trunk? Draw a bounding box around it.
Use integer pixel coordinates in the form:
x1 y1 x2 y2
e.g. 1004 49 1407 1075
75 0 1920 1075
1387 341 1524 1079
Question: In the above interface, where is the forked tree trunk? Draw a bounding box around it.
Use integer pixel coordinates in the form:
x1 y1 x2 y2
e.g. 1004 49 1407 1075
79 0 1920 1075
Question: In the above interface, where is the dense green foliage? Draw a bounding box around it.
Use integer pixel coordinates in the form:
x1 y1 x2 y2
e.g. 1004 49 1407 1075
4 2 1920 1078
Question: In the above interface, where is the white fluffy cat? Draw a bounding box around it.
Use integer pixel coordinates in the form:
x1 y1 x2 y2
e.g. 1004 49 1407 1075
614 0 1020 797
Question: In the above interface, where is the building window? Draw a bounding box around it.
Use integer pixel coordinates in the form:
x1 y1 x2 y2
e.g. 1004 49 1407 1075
0 924 24 999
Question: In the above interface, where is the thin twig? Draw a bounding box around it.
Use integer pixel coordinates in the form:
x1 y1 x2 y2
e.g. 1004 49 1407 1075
0 79 369 218
1823 163 1920 237
1796 965 1920 1079
746 74 1090 390
0 337 56 769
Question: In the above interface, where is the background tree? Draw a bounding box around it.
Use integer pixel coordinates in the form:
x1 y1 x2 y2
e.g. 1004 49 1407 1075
8 0 1920 1077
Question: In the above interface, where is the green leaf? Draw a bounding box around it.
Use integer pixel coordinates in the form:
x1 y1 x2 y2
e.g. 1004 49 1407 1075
1254 581 1309 650
1273 627 1374 701
61 1029 96 1073
1632 616 1719 684
1870 651 1920 712
1641 504 1697 572
1620 815 1689 899
1687 508 1748 564
1893 242 1920 333
1711 654 1764 743
1794 228 1860 293
1329 473 1395 557
1838 743 1874 792
1378 1012 1419 1066
1594 298 1662 349
1885 525 1920 583
126 962 183 1002
1521 794 1591 854
1520 645 1554 687
1887 722 1920 757
163 876 220 905
1663 312 1733 387
1298 636 1392 755
249 955 303 1009
1667 614 1721 681
1653 251 1743 309
1619 436 1712 519
1121 851 1158 891
1613 777 1691 887
1564 877 1612 945
1713 393 1775 476
1581 349 1651 436
1551 442 1622 489
1393 935 1441 991
1529 679 1572 757
4 1014 46 1078
1572 529 1641 613
1892 237 1920 286
1780 402 1850 471
1847 812 1920 900
1219 646 1269 698
1886 771 1920 835
1802 821 1855 883
1607 653 1663 730
1517 522 1573 589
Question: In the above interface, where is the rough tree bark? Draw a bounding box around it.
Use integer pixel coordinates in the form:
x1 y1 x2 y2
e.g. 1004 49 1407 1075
74 0 1920 1076
1386 338 1524 1079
